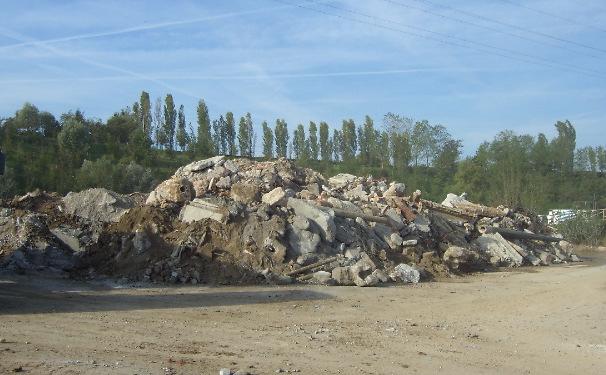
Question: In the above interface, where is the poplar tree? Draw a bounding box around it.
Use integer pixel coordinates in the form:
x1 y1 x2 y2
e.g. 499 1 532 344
308 121 318 161
262 121 273 159
139 91 152 135
238 116 251 157
225 112 236 156
163 94 176 151
274 119 289 158
176 104 188 151
319 121 330 162
196 100 213 156
341 119 357 162
292 124 306 160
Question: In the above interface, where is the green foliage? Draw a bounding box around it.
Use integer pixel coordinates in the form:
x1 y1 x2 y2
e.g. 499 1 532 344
196 100 213 156
163 94 176 151
175 105 188 151
77 157 155 193
237 113 254 157
274 119 289 158
556 213 605 246
262 121 274 159
319 121 331 162
308 121 318 161
225 112 236 156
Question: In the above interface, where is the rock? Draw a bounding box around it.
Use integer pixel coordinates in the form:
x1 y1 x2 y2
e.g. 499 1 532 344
215 176 232 189
230 183 260 204
389 232 403 248
287 198 336 242
178 156 225 176
296 253 318 265
63 188 135 223
402 239 418 247
474 233 524 267
442 246 479 270
328 173 357 189
292 216 311 231
51 227 84 253
383 182 406 197
180 198 230 224
310 270 334 285
219 368 232 375
145 178 194 207
390 263 420 283
287 225 321 256
412 214 431 233
570 254 581 262
132 229 151 254
332 266 355 285
441 193 468 208
344 247 362 259
344 185 368 201
262 187 288 207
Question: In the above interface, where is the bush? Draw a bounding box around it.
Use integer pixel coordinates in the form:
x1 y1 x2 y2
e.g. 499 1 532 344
76 157 156 194
556 213 605 246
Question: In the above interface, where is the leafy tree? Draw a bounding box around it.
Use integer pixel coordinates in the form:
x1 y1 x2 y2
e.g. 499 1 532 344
292 124 307 160
238 116 250 157
212 116 228 155
341 119 357 162
176 104 189 151
196 100 213 156
358 115 376 165
308 121 318 161
225 112 236 155
153 97 165 148
319 121 331 162
551 120 576 175
274 119 289 158
163 94 177 151
262 121 273 159
14 102 40 131
57 118 90 169
391 132 411 171
332 129 342 162
139 91 152 135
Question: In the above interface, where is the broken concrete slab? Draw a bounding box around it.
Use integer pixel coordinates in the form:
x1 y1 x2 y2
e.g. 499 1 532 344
390 263 420 283
179 198 230 224
145 178 194 207
474 233 524 267
63 188 135 223
287 198 336 242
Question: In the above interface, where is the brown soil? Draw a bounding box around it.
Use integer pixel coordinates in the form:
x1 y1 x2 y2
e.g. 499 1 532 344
1 249 605 375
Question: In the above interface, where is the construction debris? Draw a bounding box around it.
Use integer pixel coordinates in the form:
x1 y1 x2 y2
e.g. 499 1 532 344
0 156 581 286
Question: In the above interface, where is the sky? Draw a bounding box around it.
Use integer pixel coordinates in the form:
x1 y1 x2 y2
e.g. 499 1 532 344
0 0 605 154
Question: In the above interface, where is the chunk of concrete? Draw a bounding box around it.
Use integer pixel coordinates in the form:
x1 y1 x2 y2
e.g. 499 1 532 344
180 155 225 175
287 225 321 256
383 182 406 197
145 178 194 207
180 198 229 224
328 173 357 189
442 246 479 270
473 233 523 267
287 198 336 242
230 183 260 204
262 187 288 207
390 263 420 283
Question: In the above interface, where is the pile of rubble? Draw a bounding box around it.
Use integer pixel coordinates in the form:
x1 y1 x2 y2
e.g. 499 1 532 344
0 156 580 286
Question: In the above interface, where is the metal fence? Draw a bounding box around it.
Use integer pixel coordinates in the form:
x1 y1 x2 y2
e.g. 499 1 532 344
546 209 606 225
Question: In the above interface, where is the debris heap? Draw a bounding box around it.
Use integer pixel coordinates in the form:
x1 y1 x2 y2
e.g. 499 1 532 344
0 156 580 286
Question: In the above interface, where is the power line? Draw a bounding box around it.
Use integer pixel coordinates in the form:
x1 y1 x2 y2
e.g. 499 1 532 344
284 0 605 78
407 0 606 54
379 0 602 59
497 0 606 34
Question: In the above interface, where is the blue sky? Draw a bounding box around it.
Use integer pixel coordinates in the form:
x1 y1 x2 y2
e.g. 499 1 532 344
0 0 604 154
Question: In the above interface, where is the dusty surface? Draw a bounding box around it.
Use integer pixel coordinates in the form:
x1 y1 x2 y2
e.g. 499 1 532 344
1 251 605 375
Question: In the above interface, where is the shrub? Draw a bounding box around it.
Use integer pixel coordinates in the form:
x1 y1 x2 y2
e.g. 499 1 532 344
556 213 605 246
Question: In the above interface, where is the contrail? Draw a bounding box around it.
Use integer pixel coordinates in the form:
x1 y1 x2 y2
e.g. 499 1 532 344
0 26 201 100
0 67 465 84
0 4 290 51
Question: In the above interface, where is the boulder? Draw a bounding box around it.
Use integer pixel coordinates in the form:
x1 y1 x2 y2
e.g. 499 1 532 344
442 246 479 270
287 198 336 242
176 156 225 176
262 187 289 207
180 198 230 224
145 178 194 207
230 183 260 204
63 188 135 223
473 233 524 267
390 263 420 283
287 225 321 256
383 182 406 198
328 173 357 189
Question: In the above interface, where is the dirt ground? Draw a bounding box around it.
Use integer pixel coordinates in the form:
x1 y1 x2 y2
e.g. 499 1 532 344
1 250 605 375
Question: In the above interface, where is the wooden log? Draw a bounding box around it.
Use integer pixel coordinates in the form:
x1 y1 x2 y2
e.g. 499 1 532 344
450 202 506 218
420 199 476 221
285 256 339 277
329 207 405 230
482 226 561 242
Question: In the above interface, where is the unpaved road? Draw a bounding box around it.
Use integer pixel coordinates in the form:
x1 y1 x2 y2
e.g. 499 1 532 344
1 252 605 375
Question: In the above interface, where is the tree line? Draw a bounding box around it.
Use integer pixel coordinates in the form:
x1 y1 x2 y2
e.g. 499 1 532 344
1 91 605 212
